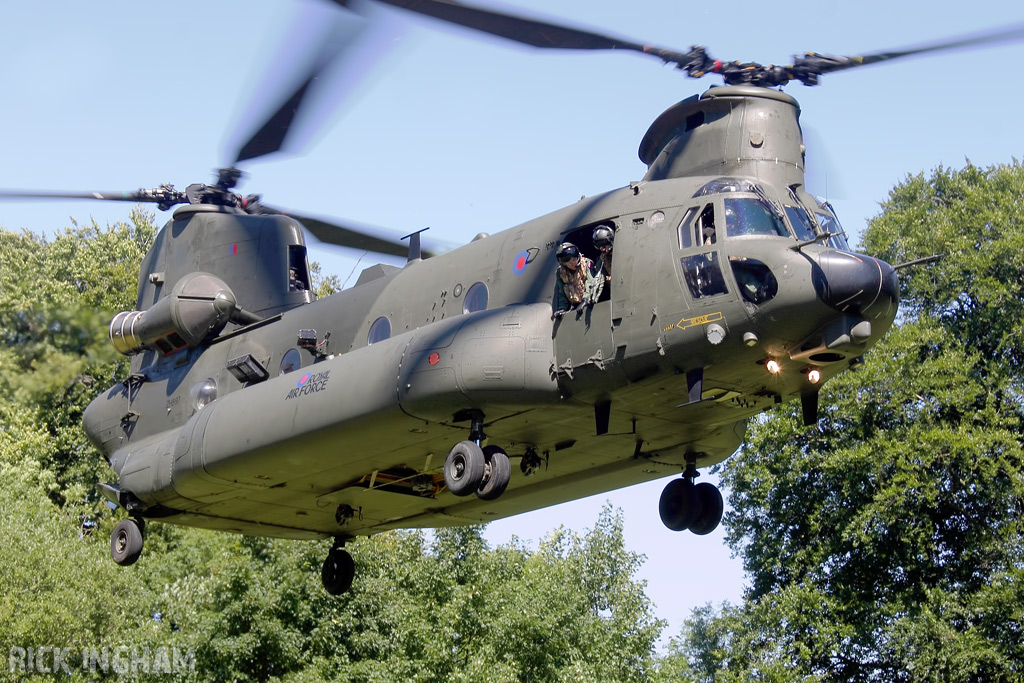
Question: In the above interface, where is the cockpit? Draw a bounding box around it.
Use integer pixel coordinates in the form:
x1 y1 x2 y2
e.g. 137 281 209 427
674 178 853 307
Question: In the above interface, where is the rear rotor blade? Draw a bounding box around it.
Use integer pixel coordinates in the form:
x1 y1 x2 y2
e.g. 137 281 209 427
362 0 645 50
333 0 696 65
354 0 1024 87
779 22 1024 86
0 187 186 208
1 189 149 202
810 22 1024 76
263 204 436 258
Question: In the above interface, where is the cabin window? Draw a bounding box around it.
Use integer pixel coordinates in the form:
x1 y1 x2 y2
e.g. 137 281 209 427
681 252 729 299
463 282 488 314
368 316 391 344
723 198 789 238
280 348 302 374
288 245 311 292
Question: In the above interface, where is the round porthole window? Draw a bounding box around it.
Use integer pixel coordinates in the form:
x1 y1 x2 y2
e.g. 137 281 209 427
368 316 391 344
463 282 488 314
280 348 301 375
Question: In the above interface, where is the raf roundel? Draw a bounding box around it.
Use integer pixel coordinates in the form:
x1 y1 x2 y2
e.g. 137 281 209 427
297 373 311 387
513 248 539 276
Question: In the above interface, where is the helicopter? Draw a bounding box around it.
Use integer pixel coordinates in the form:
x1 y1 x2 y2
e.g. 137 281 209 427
3 0 1022 596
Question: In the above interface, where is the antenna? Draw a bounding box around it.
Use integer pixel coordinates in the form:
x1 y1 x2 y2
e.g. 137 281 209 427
402 228 430 263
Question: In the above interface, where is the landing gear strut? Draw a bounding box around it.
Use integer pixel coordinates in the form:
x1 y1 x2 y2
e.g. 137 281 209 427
443 410 511 500
658 456 723 535
322 539 355 595
111 517 145 566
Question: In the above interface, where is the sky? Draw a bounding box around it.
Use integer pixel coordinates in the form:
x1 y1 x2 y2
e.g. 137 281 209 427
3 0 1024 644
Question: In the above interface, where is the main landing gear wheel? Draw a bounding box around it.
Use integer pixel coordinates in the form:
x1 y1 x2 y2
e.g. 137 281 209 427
111 518 144 566
659 473 724 535
445 411 513 501
476 445 511 501
444 440 487 496
322 546 355 595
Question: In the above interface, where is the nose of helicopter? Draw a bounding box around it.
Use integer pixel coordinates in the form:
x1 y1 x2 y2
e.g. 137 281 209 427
813 250 899 320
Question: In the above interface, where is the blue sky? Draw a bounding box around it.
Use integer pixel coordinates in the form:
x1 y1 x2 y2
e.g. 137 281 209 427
3 0 1024 643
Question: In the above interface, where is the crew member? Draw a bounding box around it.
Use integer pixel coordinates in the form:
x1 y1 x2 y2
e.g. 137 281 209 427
591 225 614 301
552 242 598 317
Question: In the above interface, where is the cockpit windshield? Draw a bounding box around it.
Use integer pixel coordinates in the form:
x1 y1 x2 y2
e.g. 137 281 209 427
724 197 790 238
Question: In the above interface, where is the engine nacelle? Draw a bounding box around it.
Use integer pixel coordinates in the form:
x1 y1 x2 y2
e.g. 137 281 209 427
109 272 237 355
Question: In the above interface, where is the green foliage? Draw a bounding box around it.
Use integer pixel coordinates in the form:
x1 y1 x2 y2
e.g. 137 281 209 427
864 161 1024 374
676 161 1024 681
0 210 156 506
309 260 341 299
145 510 663 682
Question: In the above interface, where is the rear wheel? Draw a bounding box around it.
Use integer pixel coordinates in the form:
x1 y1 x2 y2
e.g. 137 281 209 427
659 479 698 532
689 482 724 535
321 547 355 595
111 518 144 566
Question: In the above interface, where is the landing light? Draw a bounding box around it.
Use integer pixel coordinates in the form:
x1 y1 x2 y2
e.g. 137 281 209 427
807 369 822 384
765 359 781 375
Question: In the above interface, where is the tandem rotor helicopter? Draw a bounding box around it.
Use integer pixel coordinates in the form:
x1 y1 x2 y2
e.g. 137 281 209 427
4 0 1023 595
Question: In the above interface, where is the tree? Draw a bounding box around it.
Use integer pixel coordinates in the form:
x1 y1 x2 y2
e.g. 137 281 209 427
150 509 664 682
0 211 156 507
677 162 1024 681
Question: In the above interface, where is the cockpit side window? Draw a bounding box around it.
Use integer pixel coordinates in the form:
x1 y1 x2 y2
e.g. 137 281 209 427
677 206 699 249
724 198 790 238
697 203 717 245
815 208 851 250
785 205 817 241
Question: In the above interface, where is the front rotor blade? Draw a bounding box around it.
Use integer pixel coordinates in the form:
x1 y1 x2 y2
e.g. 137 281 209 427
233 15 366 165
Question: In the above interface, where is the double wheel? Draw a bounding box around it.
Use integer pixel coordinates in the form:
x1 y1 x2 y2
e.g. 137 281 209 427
659 478 724 535
444 440 511 500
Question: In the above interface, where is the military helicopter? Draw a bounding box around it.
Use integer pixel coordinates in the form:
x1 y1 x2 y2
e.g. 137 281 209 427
3 0 1021 596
